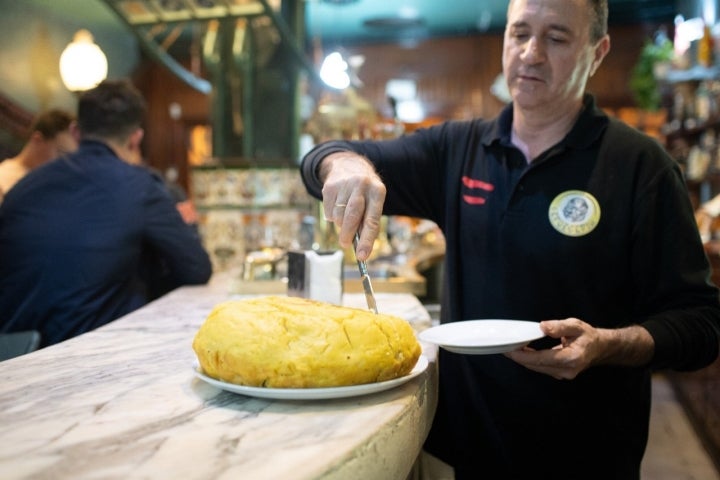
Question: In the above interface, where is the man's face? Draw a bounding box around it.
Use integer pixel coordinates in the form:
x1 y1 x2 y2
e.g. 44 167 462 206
502 0 608 112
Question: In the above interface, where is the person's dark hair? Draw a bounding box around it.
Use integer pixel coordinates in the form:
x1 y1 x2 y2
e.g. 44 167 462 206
30 109 74 140
77 79 147 142
589 0 608 43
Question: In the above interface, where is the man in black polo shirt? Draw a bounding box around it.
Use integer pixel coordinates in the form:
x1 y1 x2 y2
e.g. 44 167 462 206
300 0 720 478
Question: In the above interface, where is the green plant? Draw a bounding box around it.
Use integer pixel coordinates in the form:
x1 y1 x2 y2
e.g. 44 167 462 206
629 38 674 111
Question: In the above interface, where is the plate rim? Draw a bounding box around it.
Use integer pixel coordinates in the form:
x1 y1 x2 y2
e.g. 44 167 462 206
193 354 429 400
418 319 545 354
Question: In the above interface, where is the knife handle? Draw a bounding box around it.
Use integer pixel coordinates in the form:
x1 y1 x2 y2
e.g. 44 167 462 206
352 233 368 275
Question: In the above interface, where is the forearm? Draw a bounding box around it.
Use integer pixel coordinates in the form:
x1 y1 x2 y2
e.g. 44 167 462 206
508 320 656 379
300 141 357 197
594 325 655 367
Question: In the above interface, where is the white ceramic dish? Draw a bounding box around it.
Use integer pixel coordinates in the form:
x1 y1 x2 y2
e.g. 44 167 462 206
419 319 545 355
193 355 429 400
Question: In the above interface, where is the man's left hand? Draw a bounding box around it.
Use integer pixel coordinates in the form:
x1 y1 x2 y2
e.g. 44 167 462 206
505 319 654 380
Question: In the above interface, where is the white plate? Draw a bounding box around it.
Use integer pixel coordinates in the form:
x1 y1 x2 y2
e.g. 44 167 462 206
419 319 545 355
193 355 429 400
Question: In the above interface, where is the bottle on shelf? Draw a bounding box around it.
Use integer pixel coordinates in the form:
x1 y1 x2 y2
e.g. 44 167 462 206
696 81 713 122
698 23 714 68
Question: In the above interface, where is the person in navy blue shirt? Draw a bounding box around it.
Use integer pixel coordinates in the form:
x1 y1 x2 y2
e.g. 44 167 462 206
301 0 720 478
0 79 212 348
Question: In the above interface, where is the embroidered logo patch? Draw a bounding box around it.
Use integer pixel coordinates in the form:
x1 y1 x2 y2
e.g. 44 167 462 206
548 190 600 237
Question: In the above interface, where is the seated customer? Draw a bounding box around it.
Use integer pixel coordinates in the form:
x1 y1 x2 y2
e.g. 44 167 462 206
0 109 77 203
0 79 212 347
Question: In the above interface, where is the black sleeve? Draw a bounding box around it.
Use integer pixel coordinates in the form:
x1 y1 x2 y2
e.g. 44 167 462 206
625 137 720 370
300 124 456 226
300 141 357 199
637 166 720 370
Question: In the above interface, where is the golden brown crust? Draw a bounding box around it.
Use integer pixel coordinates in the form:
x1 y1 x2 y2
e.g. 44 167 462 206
192 296 422 388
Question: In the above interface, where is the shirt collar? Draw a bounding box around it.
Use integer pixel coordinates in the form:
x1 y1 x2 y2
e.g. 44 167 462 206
480 94 609 150
78 139 118 157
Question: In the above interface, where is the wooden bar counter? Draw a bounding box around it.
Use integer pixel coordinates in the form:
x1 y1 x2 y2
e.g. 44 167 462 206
0 278 437 480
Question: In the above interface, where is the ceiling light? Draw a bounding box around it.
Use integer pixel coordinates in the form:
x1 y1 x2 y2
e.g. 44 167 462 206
386 79 417 102
319 51 350 90
59 29 108 92
395 100 425 123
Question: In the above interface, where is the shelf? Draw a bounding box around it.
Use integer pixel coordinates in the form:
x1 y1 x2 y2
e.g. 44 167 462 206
664 65 720 84
665 118 720 142
196 203 311 211
191 162 300 170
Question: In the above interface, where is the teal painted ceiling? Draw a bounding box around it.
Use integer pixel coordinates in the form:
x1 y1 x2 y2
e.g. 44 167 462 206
35 0 686 47
306 0 680 44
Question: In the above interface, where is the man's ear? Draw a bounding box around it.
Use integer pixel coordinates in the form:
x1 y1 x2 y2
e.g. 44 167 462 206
69 121 80 142
128 128 144 150
590 35 611 77
28 131 45 145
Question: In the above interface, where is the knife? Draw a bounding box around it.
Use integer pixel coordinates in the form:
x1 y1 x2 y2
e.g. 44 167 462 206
353 232 379 314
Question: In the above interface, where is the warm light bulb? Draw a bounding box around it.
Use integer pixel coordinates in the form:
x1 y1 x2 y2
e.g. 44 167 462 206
59 29 108 92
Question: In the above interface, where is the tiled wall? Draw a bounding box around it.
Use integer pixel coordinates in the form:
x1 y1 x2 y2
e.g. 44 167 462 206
191 167 316 272
192 167 312 208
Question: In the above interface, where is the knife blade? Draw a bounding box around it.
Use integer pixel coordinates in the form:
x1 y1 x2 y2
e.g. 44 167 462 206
353 232 379 314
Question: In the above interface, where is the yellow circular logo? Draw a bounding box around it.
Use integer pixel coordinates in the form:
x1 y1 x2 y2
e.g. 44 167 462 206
548 190 601 237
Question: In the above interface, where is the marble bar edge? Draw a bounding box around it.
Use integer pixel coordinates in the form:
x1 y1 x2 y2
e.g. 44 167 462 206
0 276 438 480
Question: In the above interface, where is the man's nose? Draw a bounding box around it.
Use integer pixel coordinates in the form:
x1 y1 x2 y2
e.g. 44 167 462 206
520 37 545 63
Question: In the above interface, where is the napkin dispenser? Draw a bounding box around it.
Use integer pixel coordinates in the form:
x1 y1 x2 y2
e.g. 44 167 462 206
287 250 344 305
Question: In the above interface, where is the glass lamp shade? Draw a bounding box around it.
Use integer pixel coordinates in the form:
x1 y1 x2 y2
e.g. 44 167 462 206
59 30 108 92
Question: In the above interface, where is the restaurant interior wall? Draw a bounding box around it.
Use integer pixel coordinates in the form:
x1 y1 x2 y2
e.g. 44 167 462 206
324 24 660 122
131 57 210 196
0 0 702 161
0 0 138 114
135 23 663 136
0 16 668 193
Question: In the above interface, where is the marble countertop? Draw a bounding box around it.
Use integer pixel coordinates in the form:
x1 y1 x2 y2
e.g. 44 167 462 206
0 277 437 480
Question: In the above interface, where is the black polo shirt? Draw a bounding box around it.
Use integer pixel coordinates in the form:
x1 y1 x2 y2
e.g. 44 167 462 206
301 95 720 478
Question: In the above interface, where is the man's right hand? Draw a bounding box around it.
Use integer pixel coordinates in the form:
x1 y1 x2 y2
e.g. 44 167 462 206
319 152 386 261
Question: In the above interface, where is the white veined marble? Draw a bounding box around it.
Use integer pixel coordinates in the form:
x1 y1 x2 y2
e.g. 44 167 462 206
0 282 436 480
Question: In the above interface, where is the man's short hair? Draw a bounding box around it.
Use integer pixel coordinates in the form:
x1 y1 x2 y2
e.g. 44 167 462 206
507 0 608 43
589 0 609 43
77 79 147 142
30 109 74 140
